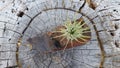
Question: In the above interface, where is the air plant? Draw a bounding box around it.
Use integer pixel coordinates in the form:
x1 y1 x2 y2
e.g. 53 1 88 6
47 18 91 51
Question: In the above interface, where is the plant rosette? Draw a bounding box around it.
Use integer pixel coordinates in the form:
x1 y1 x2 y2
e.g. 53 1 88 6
47 18 91 51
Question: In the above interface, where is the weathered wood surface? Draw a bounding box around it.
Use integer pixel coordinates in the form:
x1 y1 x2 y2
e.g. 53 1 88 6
0 0 120 68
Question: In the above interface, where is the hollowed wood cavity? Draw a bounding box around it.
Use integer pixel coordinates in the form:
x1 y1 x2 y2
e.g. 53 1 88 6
47 18 91 51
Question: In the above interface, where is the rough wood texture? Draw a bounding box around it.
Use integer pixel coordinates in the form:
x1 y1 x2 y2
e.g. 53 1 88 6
0 0 120 68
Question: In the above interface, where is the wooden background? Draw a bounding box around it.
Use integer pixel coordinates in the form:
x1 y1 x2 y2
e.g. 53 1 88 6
0 0 120 68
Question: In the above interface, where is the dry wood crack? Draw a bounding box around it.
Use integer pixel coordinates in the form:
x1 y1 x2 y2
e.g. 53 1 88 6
78 0 106 67
80 13 106 68
16 38 22 68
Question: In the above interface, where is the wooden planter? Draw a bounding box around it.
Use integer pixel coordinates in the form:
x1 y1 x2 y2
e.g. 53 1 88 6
47 18 91 51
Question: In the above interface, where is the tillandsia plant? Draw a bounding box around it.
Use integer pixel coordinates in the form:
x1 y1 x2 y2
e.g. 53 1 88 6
47 18 91 51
